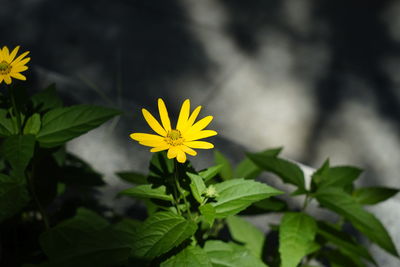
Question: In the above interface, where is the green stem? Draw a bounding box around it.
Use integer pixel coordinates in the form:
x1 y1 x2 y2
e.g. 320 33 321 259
7 85 22 134
174 160 192 219
302 194 310 211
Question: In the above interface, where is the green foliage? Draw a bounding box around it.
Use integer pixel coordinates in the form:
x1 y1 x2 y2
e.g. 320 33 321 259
1 82 398 267
203 240 267 267
353 186 399 205
279 212 317 267
161 246 212 267
130 211 197 259
212 179 283 218
226 216 265 258
37 105 121 147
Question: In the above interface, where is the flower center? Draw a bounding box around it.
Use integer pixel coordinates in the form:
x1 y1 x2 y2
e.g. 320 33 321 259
0 61 11 75
165 129 184 146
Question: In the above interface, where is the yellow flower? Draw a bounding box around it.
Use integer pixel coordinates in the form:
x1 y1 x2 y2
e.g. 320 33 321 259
130 98 217 163
0 46 30 84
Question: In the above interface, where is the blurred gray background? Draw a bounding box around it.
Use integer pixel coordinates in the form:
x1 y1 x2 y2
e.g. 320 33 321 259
2 0 400 265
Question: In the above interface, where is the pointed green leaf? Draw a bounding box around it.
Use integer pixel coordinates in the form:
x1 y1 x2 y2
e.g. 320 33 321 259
161 246 212 267
203 240 267 267
317 221 375 264
0 173 30 222
0 109 16 136
235 148 282 180
131 211 197 259
119 184 173 201
226 216 265 258
315 188 399 257
353 187 399 205
212 179 283 218
214 150 233 180
116 171 148 184
187 172 207 203
199 204 216 226
37 105 121 147
318 166 362 189
279 212 317 267
1 134 35 171
247 152 305 192
23 113 41 135
199 164 223 182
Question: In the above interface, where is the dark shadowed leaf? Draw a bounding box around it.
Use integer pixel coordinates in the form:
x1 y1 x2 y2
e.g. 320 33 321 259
31 84 63 112
0 134 35 171
0 109 16 136
116 171 148 184
0 173 30 222
315 188 398 257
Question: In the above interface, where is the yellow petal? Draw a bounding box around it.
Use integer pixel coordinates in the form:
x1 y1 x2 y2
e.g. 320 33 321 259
139 140 165 147
10 72 26 81
158 98 171 132
0 76 4 83
10 51 29 65
4 75 12 84
184 141 214 149
142 108 167 136
180 145 197 156
177 150 187 163
11 57 30 67
167 147 179 159
150 145 169 152
187 116 213 134
11 65 28 73
130 133 164 141
2 46 9 61
184 105 201 129
8 46 20 62
184 130 217 141
176 99 190 131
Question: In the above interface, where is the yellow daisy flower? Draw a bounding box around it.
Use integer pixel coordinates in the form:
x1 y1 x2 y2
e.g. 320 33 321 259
130 98 217 163
0 46 30 84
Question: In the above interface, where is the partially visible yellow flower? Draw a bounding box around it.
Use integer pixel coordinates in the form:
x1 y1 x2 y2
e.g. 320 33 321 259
130 98 217 163
0 46 30 84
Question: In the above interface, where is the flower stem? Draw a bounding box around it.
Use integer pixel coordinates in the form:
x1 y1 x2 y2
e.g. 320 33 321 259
174 160 192 219
302 194 310 211
7 85 22 134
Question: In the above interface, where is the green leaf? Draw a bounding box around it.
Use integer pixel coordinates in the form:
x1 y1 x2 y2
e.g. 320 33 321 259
161 246 212 267
247 152 305 193
214 150 233 180
318 166 362 189
40 208 131 267
31 84 63 112
199 164 223 182
119 184 173 201
226 216 265 258
235 148 282 180
322 249 365 267
37 105 121 147
253 197 287 212
131 211 197 259
116 171 148 184
60 153 104 186
203 240 267 267
1 134 35 171
353 186 399 205
23 113 41 135
212 179 283 218
187 172 207 203
315 188 399 257
317 221 375 264
279 212 317 267
0 173 30 222
0 109 16 136
199 203 216 226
